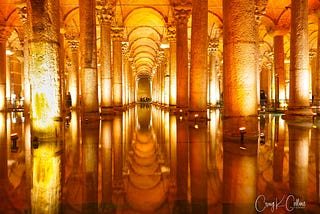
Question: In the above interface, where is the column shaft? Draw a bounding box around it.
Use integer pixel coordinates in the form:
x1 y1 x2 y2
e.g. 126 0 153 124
175 9 190 109
190 0 208 115
315 17 320 101
223 0 258 117
99 6 113 109
0 41 6 111
168 26 177 107
274 35 285 108
79 0 99 114
288 0 312 115
112 28 123 108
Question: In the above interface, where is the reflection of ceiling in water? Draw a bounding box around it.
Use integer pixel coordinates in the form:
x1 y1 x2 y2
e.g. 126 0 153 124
126 113 168 213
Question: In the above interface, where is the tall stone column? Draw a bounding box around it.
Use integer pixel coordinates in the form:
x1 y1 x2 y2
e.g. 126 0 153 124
65 33 80 109
174 8 190 110
223 0 259 138
97 4 114 112
0 28 10 111
274 35 286 109
26 0 63 139
208 40 220 107
112 27 123 108
79 0 99 115
315 15 320 103
287 0 313 116
190 0 208 118
168 25 177 108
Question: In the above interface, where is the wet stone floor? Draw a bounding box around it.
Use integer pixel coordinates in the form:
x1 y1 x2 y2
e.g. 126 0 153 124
0 105 320 213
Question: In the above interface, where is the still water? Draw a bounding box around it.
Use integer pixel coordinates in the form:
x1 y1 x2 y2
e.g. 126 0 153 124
1 104 320 213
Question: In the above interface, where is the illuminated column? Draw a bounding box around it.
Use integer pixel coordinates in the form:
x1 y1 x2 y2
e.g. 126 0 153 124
168 25 177 107
208 40 220 107
112 27 123 108
169 114 177 195
79 0 99 115
274 35 286 108
122 42 130 106
97 4 114 111
315 15 320 101
0 28 9 111
65 34 80 109
174 8 190 110
287 0 313 116
310 49 317 104
27 0 62 138
223 0 258 117
223 0 259 140
190 0 208 117
18 6 30 113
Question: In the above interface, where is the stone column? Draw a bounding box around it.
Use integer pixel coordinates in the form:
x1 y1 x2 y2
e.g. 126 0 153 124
79 0 99 115
315 16 320 102
65 33 80 109
174 8 190 110
26 0 63 138
190 0 208 118
0 28 9 111
223 0 259 138
111 27 123 108
168 25 177 108
208 40 220 107
97 4 114 112
287 0 313 116
274 35 286 109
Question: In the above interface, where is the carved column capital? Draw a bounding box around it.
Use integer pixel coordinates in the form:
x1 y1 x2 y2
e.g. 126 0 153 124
167 24 176 41
97 4 114 24
111 26 124 41
65 30 79 51
173 8 190 25
208 39 219 53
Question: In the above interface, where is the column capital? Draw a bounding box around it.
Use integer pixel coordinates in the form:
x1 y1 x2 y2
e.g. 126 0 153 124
208 39 219 53
173 7 190 25
18 6 28 24
111 26 124 41
97 4 114 24
65 30 79 51
167 24 176 41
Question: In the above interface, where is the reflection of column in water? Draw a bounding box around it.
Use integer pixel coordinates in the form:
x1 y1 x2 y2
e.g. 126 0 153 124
190 123 207 213
0 113 7 182
208 110 223 208
289 124 309 201
31 133 63 213
173 118 189 212
169 114 177 193
63 112 82 212
81 119 99 213
273 116 284 182
223 140 257 214
101 118 113 212
113 113 124 204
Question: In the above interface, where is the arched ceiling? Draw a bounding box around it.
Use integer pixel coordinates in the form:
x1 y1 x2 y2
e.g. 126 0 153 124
1 0 320 79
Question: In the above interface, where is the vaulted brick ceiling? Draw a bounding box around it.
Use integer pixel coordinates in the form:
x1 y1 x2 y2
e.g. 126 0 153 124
1 0 320 78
